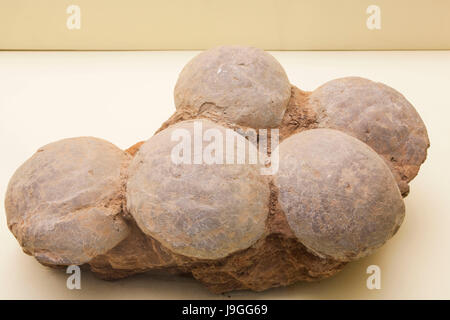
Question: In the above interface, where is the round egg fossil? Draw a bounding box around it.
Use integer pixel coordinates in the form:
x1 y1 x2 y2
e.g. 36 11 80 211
308 77 430 196
174 45 291 129
274 129 405 261
126 119 270 260
5 137 130 265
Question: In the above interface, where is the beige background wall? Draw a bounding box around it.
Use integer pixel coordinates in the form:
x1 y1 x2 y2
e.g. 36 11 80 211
1 0 450 50
0 50 449 299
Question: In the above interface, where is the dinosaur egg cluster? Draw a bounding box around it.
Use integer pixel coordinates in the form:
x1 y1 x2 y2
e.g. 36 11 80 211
4 46 429 293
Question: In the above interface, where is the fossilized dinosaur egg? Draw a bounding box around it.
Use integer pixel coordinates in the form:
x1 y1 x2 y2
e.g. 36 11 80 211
126 119 270 259
274 129 405 261
174 45 291 128
308 77 430 196
5 137 130 265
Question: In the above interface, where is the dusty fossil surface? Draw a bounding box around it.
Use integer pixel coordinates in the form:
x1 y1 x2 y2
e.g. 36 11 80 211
308 77 430 197
5 137 130 265
174 45 291 128
5 46 429 293
275 129 405 261
127 119 270 260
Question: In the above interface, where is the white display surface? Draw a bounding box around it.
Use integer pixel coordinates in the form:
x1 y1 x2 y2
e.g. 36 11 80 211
0 50 448 299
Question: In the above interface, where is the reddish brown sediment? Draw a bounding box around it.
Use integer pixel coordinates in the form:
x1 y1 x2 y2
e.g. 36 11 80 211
126 141 145 156
87 178 345 293
278 86 317 141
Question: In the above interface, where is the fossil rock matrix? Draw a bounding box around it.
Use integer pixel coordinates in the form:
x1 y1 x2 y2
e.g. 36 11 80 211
5 46 429 293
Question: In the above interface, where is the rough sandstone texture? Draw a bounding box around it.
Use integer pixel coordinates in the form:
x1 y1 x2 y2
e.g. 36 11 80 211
4 46 430 293
174 46 291 128
86 121 348 292
88 178 346 293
